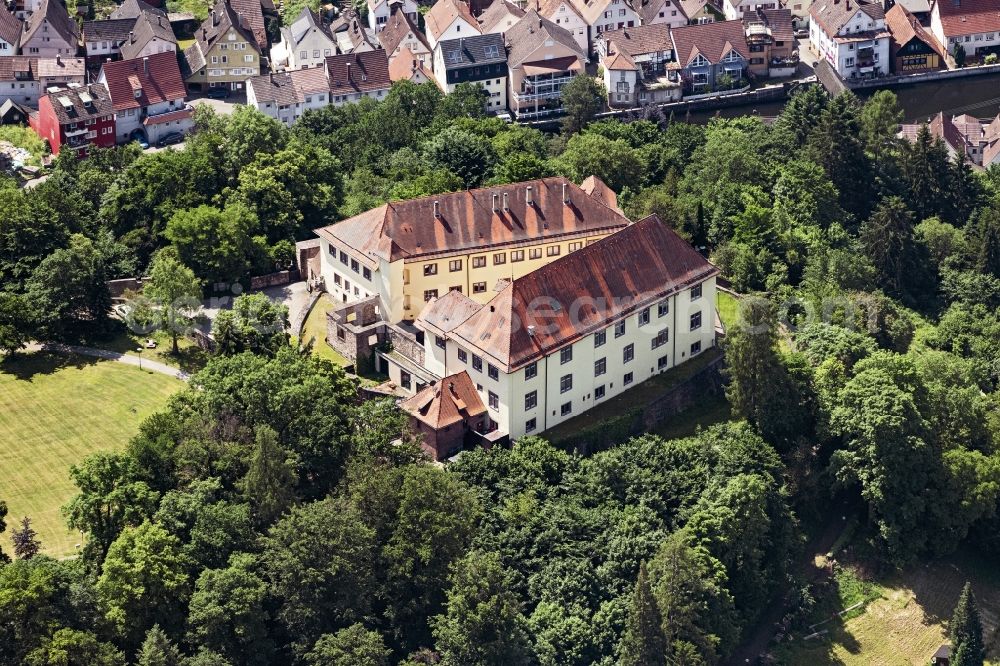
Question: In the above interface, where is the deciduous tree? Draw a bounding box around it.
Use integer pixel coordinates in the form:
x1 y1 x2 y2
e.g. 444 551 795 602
143 249 202 354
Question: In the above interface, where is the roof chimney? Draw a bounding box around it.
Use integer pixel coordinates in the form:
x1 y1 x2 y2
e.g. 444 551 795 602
526 185 533 206
142 56 148 75
502 192 509 211
130 30 135 43
562 182 569 204
346 61 352 80
492 192 499 211
202 27 207 39
528 325 535 336
55 53 60 64
211 9 217 25
433 200 440 218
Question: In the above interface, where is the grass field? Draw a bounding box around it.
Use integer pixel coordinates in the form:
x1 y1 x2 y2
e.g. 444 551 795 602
773 548 1000 665
0 353 182 556
86 325 209 374
717 290 740 331
296 294 350 367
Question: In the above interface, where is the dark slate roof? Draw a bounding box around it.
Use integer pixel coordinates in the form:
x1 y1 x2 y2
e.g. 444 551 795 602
82 17 136 42
45 84 114 124
438 32 506 70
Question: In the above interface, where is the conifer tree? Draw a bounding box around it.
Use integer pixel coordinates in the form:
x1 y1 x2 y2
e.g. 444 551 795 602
950 582 985 666
137 625 183 666
620 561 666 666
10 516 40 560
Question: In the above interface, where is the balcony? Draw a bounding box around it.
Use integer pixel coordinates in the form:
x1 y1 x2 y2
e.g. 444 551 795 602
63 125 88 137
512 73 575 103
141 104 195 125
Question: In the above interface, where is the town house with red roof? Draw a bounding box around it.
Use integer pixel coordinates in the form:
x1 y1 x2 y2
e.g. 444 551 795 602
930 0 1000 62
407 215 719 439
399 370 489 460
313 176 628 325
97 51 192 145
809 0 890 79
31 83 116 157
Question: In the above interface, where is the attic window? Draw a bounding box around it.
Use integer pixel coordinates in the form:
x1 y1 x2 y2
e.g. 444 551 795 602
134 88 142 98
484 44 500 58
447 49 461 62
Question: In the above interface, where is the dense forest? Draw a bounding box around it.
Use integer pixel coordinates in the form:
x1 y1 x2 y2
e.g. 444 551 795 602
0 79 999 664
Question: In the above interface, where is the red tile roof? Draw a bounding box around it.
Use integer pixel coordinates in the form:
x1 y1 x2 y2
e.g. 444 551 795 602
603 23 673 58
143 106 193 124
0 5 22 48
809 0 884 36
425 0 480 40
934 0 1000 37
313 176 631 265
400 370 487 429
101 51 186 111
449 215 720 371
670 19 749 66
886 3 944 59
415 289 485 336
229 0 268 50
387 45 434 80
326 49 391 95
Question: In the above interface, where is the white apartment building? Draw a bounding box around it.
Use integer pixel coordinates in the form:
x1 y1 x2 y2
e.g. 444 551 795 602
367 0 419 32
412 215 719 439
930 0 1000 61
809 0 889 78
245 67 330 126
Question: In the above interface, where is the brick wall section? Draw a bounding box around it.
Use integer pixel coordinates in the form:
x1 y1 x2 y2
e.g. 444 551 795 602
386 324 424 367
250 271 294 290
327 296 386 364
296 239 321 281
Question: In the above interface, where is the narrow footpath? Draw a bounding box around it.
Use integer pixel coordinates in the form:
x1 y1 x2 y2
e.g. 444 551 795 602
723 508 853 665
25 342 189 380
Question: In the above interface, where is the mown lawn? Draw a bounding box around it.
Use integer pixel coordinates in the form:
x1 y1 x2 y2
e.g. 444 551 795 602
0 353 182 556
85 324 209 375
295 293 350 367
772 548 1000 665
717 290 740 332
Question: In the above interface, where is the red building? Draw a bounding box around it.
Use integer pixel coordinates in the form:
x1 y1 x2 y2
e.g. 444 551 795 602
30 84 117 158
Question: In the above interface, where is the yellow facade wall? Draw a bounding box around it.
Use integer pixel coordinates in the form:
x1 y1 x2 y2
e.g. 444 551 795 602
398 233 615 320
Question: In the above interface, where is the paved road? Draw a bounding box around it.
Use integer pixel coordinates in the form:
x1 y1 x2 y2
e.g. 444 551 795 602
25 342 189 380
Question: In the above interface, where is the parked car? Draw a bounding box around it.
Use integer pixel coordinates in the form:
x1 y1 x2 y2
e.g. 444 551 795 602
157 132 184 147
134 137 149 149
207 86 230 99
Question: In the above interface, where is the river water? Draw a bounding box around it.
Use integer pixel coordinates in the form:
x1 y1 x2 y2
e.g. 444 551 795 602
683 72 1000 123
